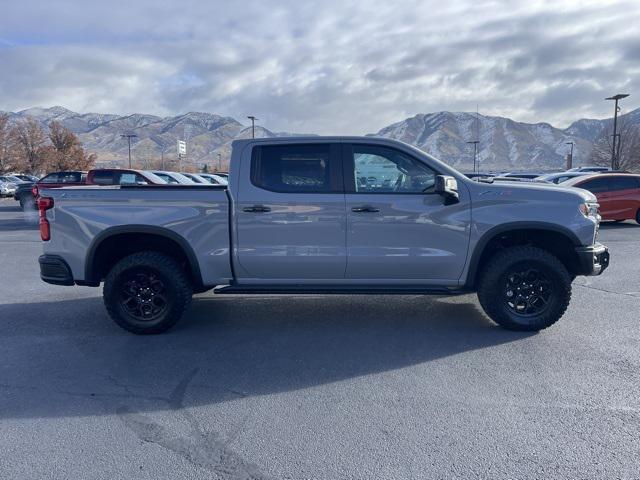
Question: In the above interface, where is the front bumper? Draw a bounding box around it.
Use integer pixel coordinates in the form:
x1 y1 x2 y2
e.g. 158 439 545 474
575 243 610 276
39 255 75 286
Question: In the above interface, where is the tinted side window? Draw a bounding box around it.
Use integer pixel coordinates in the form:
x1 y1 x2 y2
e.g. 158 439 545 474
40 173 60 184
350 145 436 193
610 176 639 191
119 173 148 185
578 178 610 193
60 172 82 183
91 171 116 185
251 144 337 193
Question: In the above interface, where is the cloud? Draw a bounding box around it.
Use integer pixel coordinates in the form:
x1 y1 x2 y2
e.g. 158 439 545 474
1 0 639 134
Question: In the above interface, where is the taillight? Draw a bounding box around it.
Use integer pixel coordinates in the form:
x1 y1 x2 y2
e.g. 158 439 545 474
38 197 54 241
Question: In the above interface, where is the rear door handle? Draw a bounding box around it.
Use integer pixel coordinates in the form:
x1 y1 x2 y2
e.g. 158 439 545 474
351 205 380 213
243 205 271 213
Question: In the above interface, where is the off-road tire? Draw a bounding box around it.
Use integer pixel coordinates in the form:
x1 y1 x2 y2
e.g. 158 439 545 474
477 246 572 331
104 252 192 334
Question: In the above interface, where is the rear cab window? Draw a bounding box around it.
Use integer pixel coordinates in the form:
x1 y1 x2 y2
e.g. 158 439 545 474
251 144 342 193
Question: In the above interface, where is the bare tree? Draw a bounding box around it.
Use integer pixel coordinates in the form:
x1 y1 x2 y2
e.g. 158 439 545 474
45 121 96 171
0 114 14 173
590 117 640 172
11 118 48 174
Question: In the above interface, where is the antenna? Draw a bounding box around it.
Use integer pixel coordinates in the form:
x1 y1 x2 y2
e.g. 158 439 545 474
476 104 480 172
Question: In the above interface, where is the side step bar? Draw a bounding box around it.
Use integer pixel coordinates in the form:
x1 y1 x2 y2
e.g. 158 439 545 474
213 285 468 295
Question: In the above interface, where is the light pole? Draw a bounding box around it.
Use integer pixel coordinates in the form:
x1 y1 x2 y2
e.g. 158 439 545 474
565 141 574 170
466 140 479 173
247 115 258 138
120 133 138 168
217 153 222 171
605 93 629 170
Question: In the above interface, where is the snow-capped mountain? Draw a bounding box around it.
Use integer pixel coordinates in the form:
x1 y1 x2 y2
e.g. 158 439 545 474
373 111 595 171
4 105 639 171
3 107 290 169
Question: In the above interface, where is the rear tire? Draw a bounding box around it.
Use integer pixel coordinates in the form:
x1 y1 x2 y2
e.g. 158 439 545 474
104 252 192 334
477 246 572 331
636 209 640 225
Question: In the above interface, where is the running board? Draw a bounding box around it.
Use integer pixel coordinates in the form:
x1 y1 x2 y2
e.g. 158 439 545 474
213 285 468 295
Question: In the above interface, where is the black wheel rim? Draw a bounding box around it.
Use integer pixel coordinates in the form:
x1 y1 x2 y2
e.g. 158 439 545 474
503 266 552 317
119 269 168 321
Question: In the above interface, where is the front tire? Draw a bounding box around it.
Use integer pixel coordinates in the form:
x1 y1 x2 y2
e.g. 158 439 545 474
104 252 192 334
636 209 640 225
477 246 571 331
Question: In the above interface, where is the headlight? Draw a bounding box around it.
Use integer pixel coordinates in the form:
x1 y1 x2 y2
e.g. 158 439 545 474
580 202 600 220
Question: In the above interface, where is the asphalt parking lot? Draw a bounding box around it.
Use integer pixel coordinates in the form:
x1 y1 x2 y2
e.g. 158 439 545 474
0 197 639 479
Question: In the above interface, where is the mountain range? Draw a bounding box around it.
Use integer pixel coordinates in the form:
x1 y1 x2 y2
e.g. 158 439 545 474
3 105 638 171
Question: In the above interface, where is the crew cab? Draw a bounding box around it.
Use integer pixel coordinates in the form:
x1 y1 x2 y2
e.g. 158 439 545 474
37 137 609 334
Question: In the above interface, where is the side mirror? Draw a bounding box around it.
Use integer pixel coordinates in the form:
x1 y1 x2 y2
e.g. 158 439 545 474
435 175 459 204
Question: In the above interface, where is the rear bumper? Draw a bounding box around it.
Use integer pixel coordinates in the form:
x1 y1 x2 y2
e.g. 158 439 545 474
574 243 610 276
39 255 75 286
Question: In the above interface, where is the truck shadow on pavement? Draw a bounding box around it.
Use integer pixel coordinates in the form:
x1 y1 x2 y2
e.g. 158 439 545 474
0 202 21 212
599 221 640 229
0 294 534 420
0 218 39 231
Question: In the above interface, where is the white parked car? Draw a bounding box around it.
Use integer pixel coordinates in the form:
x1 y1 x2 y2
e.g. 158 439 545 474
198 173 228 185
0 181 17 197
0 175 22 197
149 171 198 185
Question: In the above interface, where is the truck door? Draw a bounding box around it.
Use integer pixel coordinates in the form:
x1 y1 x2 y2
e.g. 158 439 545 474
235 142 347 281
342 143 471 282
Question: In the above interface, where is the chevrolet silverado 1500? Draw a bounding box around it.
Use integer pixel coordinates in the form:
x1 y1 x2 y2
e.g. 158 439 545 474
37 137 609 334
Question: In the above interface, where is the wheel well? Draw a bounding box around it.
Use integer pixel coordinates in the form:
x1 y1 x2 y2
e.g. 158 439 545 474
88 232 200 286
471 229 580 287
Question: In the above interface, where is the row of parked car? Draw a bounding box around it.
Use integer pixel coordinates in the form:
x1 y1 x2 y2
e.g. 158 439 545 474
465 166 640 223
4 165 640 224
2 168 228 209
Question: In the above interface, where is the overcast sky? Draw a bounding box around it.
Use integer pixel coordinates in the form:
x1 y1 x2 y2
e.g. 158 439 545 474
0 0 638 134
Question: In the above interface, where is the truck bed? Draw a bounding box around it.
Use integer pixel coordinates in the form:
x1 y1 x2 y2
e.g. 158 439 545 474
41 184 233 287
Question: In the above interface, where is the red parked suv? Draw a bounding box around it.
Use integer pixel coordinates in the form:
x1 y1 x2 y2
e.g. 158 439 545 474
565 173 640 223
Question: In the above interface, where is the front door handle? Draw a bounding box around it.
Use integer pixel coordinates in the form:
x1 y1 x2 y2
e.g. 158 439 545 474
243 205 271 213
351 205 380 213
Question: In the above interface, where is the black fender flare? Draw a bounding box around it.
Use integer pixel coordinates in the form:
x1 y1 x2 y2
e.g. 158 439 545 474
464 221 582 288
84 225 203 288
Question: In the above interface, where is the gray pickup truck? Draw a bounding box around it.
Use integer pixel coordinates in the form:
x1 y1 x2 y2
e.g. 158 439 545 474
37 137 609 334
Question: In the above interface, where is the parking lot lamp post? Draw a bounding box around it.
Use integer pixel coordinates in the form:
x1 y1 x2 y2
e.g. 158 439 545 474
565 141 574 170
605 94 629 170
466 140 479 173
120 133 137 168
247 116 258 139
